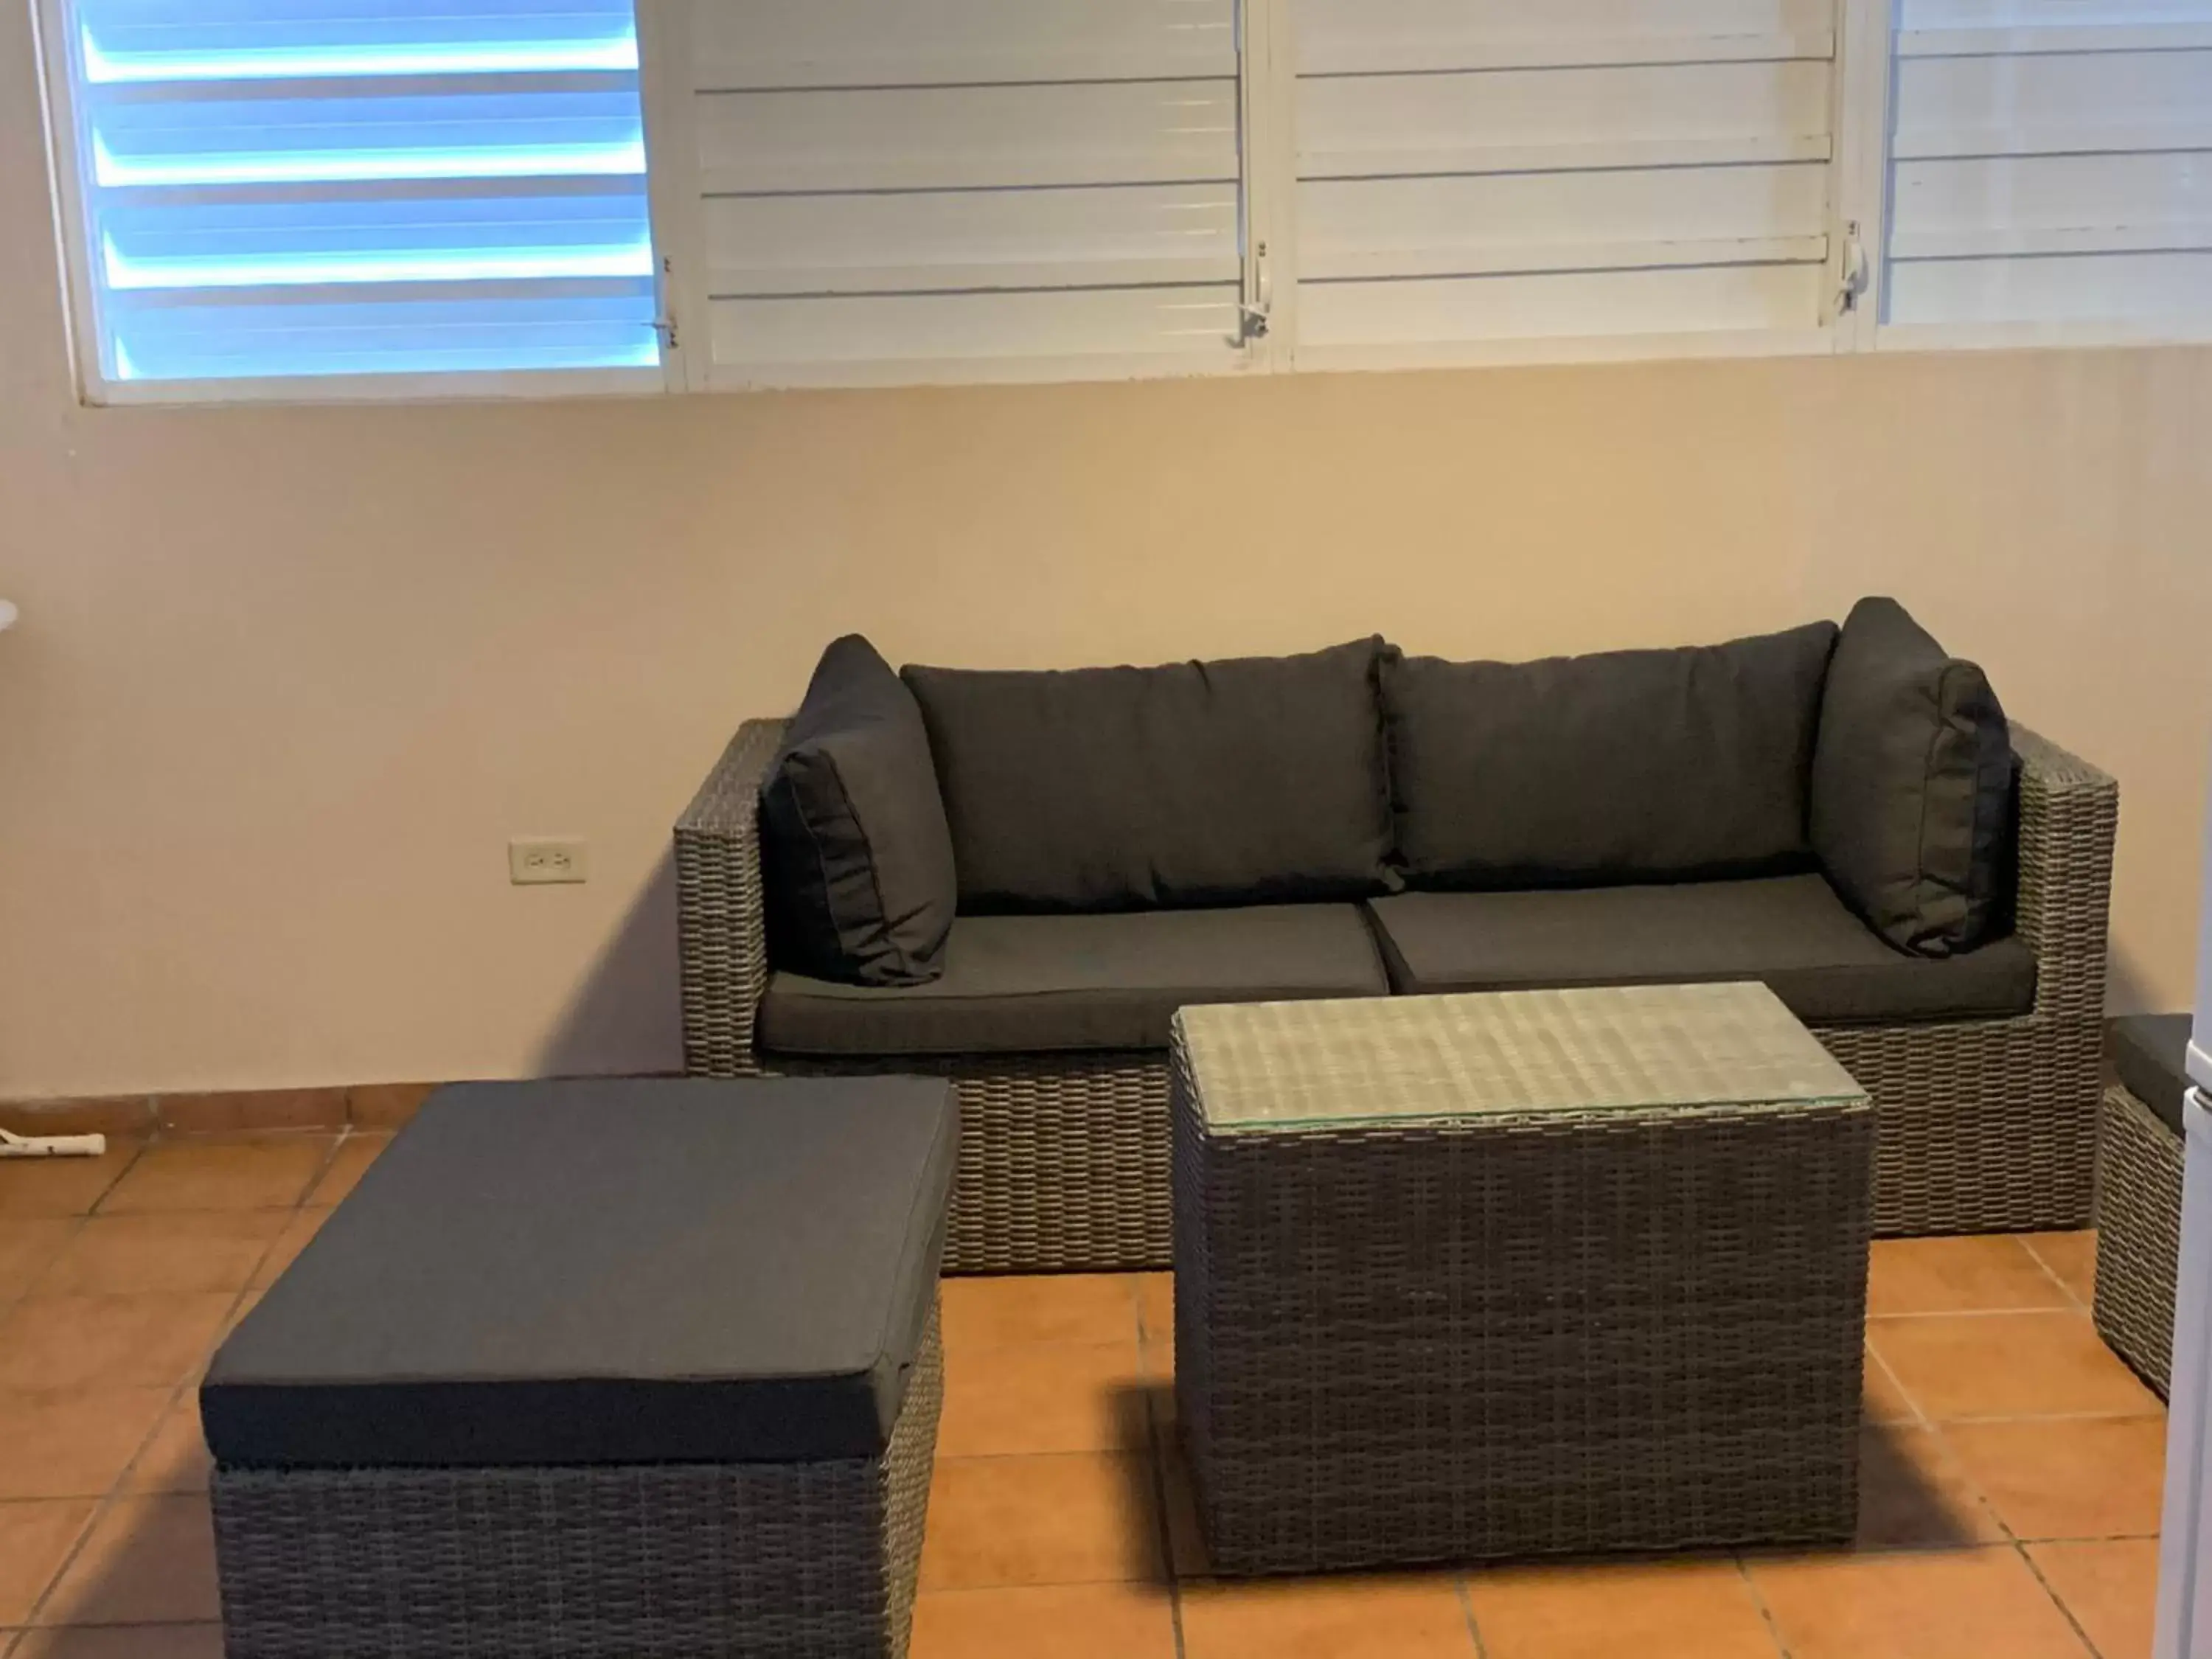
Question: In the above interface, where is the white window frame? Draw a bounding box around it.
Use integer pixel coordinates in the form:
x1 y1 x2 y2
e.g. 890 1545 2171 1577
32 0 2212 406
1834 0 1897 353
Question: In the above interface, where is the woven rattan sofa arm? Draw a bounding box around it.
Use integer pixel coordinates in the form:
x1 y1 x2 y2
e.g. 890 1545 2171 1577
2008 725 2118 1024
675 719 787 1077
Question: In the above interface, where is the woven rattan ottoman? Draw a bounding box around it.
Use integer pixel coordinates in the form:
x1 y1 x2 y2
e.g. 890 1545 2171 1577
201 1078 956 1659
1171 981 1874 1575
2094 1015 2192 1398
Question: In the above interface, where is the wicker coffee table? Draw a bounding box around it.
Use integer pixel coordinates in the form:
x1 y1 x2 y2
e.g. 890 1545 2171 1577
1171 981 1874 1574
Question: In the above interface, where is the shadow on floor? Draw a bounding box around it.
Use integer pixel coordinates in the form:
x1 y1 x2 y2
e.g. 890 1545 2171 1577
1856 1416 1998 1550
1128 1391 1980 1583
32 1388 1981 1642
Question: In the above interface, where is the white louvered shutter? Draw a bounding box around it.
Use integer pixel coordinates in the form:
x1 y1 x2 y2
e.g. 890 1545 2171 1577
1882 0 2212 340
51 0 665 394
648 0 1252 389
1285 0 1846 366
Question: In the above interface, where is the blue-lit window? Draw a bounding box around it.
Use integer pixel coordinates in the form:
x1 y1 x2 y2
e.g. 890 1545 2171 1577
54 0 663 392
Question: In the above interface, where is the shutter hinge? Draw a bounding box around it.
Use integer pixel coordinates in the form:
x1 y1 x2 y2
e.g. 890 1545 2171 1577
1837 222 1871 316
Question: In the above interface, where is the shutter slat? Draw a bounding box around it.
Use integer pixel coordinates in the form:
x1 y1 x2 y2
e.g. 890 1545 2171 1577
687 0 1234 89
67 0 660 384
704 184 1239 297
1301 265 1826 349
675 0 1247 387
1882 23 2212 330
711 286 1242 375
1290 1 1840 349
693 81 1239 195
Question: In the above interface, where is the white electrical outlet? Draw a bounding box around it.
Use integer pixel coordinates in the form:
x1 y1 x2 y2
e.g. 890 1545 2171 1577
509 838 589 886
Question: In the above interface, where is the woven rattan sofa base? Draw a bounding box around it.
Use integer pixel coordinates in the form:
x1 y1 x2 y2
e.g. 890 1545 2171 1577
770 1008 2087 1274
771 1051 1170 1275
1815 1009 2100 1238
209 1310 941 1659
2093 1085 2183 1399
681 720 2115 1274
1172 1098 1874 1575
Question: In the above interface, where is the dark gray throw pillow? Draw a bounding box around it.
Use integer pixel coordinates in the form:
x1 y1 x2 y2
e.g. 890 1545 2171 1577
759 636 957 986
902 639 1394 913
1811 597 2012 957
1385 622 1840 888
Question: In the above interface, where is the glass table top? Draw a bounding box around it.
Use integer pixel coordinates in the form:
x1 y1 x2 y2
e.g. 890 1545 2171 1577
1175 981 1868 1133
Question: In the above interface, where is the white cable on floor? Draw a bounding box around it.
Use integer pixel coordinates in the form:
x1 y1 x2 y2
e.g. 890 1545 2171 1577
0 1127 107 1158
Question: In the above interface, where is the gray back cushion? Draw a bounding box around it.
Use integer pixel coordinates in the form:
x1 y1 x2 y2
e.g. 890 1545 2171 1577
759 636 958 985
903 639 1394 912
1812 597 2012 957
1385 622 1840 889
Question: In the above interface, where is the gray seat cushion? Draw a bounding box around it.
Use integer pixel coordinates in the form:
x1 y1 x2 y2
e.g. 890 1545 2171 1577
1366 875 2037 1025
902 639 1395 912
759 904 1391 1056
1384 622 1838 889
2110 1014 2193 1136
201 1079 956 1467
759 634 958 986
1812 597 2013 957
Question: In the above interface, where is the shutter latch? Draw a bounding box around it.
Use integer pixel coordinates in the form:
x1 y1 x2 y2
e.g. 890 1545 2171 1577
1240 240 1273 343
1838 223 1871 315
653 255 681 352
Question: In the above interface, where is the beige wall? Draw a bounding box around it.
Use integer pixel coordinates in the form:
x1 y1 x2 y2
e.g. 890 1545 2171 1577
2 13 2206 1099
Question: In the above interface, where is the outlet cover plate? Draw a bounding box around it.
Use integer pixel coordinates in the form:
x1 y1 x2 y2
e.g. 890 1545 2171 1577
509 838 588 886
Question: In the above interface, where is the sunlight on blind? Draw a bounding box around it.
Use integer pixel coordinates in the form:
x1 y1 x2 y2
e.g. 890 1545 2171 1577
66 0 662 383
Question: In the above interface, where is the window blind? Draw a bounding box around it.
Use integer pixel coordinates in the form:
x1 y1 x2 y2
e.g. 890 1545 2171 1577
1882 0 2212 335
60 0 662 386
655 0 1248 389
1287 0 1843 363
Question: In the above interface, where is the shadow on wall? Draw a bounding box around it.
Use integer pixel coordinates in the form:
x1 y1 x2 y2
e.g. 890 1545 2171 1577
2106 947 2167 1020
535 850 686 1079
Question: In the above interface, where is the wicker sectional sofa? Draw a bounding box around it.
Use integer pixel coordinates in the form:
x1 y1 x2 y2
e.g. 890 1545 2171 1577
677 615 2118 1276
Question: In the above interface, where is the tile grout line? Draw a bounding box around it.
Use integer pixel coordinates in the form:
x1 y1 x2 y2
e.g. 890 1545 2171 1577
1 1211 93 1321
1731 1551 1796 1659
1453 1573 1489 1658
1905 1408 2168 1427
4 1147 154 1638
1865 1338 1930 1432
0 1135 147 1647
2013 1540 2110 1659
1863 1313 2023 1556
1888 1288 2114 1659
1869 1305 2094 1322
1 1135 147 1319
2014 1234 2093 1313
12 1262 257 1632
13 1132 339 1635
1131 1279 1191 1659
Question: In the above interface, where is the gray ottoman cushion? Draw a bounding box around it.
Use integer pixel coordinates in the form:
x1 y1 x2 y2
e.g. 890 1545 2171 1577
2110 1014 2194 1137
201 1078 956 1467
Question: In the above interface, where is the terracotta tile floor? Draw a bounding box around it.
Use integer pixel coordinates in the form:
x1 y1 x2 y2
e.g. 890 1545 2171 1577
0 1141 2168 1659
